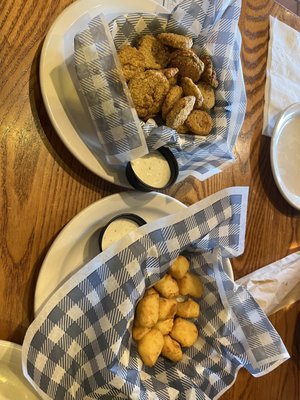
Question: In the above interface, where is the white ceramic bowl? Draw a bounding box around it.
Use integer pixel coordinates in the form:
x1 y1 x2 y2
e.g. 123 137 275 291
270 103 300 210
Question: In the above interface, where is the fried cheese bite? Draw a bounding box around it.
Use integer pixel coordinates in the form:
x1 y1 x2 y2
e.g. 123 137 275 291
177 272 203 298
158 297 178 320
133 255 204 366
154 274 180 298
169 255 190 280
170 317 198 347
155 318 174 335
137 328 164 367
176 298 200 318
135 293 159 327
132 325 151 341
145 287 158 296
161 335 183 362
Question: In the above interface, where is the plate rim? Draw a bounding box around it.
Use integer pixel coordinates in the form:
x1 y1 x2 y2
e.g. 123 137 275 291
270 102 300 210
34 191 186 314
39 0 168 187
34 191 234 315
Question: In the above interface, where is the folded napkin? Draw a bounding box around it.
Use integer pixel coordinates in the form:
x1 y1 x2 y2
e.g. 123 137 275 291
237 251 300 316
74 0 246 181
263 16 300 137
22 187 289 400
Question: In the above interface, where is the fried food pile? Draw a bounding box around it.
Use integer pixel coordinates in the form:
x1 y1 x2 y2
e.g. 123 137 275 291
117 33 218 137
132 255 204 367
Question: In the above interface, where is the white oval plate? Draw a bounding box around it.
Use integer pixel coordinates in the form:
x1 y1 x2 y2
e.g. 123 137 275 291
34 192 233 314
40 0 168 188
270 103 300 210
0 341 40 399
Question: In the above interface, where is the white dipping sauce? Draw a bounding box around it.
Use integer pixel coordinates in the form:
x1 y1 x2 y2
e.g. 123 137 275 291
276 117 300 196
131 151 171 188
102 218 139 250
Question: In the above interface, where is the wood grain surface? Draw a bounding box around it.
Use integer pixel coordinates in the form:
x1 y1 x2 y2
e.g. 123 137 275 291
0 0 299 399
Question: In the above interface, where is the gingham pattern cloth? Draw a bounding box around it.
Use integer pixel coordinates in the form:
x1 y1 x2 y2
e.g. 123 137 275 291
22 187 289 400
74 14 148 165
74 0 247 181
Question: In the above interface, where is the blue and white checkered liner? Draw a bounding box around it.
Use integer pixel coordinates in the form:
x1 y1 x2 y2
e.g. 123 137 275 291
74 0 247 181
74 14 148 165
22 188 289 400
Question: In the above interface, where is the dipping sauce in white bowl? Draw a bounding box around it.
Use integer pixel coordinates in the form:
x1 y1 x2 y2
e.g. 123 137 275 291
271 103 300 210
276 117 300 196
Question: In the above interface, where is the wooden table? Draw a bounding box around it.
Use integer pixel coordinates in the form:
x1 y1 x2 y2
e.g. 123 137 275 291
0 0 299 398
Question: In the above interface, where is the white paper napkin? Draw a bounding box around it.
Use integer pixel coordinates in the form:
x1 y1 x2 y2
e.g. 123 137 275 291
237 251 300 315
263 16 300 136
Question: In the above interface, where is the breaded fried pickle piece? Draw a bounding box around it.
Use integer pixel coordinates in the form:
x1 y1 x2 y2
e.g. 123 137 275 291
162 85 183 120
169 49 204 82
161 67 179 86
200 55 219 88
166 96 195 130
185 110 213 136
117 45 145 81
170 318 198 347
169 255 190 280
197 82 215 110
138 35 170 69
157 32 193 50
128 70 169 119
176 124 189 134
135 292 159 327
161 335 183 362
181 77 203 109
137 328 164 367
154 274 179 299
